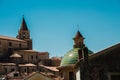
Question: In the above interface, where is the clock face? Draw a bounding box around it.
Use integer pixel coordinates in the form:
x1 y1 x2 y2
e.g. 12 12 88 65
22 32 26 38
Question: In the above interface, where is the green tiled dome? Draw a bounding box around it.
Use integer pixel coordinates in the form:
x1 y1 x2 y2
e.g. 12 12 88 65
60 48 93 66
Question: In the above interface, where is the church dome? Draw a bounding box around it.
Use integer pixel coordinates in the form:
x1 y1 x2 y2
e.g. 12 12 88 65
60 48 93 66
60 30 93 66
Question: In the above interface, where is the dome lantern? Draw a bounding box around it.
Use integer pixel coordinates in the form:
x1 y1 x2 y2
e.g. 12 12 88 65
73 30 85 48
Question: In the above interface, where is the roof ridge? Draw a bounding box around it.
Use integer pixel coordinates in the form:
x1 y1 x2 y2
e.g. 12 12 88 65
0 35 26 42
90 42 120 59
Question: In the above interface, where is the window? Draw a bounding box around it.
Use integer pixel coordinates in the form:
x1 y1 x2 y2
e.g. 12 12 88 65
21 55 23 58
9 42 12 47
31 55 33 59
24 68 26 72
14 73 19 77
69 71 74 80
36 56 38 59
19 44 21 48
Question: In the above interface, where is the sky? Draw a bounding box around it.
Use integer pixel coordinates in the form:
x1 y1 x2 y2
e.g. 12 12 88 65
0 0 120 57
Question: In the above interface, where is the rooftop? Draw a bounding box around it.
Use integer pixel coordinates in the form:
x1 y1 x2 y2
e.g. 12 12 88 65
0 35 26 42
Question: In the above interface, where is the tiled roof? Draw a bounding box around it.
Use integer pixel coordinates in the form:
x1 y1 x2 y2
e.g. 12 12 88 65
19 50 38 53
90 43 120 59
0 35 26 42
18 50 48 54
75 42 120 67
0 63 16 66
40 65 59 72
10 53 21 58
19 63 36 67
24 72 54 80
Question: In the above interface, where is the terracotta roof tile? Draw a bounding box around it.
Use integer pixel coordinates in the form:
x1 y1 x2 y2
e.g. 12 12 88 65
19 63 36 67
40 65 59 72
90 43 120 59
19 50 38 53
10 53 21 58
0 63 16 66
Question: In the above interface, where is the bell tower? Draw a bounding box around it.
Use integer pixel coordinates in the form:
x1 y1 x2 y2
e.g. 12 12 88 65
73 30 85 48
17 17 32 49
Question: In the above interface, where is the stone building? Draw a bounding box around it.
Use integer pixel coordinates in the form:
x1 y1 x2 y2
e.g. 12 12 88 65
75 42 120 80
0 17 32 61
0 17 50 63
0 17 61 80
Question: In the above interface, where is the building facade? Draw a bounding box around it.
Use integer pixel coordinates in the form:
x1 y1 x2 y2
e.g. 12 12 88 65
0 17 50 63
0 17 60 80
75 42 120 80
0 17 32 61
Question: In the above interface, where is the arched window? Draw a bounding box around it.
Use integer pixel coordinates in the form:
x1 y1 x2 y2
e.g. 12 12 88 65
9 42 12 47
19 44 21 48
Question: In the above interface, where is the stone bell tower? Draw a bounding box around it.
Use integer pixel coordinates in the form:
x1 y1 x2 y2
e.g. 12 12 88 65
17 17 32 50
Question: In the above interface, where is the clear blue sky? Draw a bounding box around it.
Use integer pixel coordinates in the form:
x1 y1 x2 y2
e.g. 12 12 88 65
0 0 120 57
